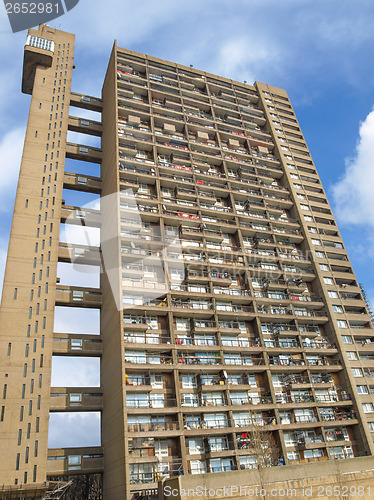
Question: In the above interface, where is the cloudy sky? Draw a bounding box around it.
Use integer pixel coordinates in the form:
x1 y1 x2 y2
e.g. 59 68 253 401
1 0 374 447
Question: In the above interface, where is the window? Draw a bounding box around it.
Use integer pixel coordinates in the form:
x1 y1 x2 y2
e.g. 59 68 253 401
150 374 163 388
287 451 300 461
368 422 374 432
346 351 357 360
315 251 325 258
304 449 323 459
320 264 329 271
323 277 334 285
26 35 54 52
363 403 374 413
190 460 207 474
71 339 82 350
304 215 313 221
182 394 199 407
337 320 348 328
357 385 369 394
328 291 338 299
182 375 196 388
239 456 257 470
155 439 168 457
311 239 321 246
332 305 343 313
300 204 310 211
187 438 204 454
68 455 81 470
308 226 317 233
69 394 82 405
352 368 363 377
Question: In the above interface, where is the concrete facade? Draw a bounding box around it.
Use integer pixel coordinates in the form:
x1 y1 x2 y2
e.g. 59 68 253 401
160 456 374 499
1 25 374 499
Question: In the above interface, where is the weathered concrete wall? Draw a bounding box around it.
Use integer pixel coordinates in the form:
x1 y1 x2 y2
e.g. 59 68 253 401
160 456 374 499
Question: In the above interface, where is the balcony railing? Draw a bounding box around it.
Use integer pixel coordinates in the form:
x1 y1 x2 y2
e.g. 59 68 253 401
126 398 177 409
315 394 351 403
184 419 229 430
178 355 222 365
320 412 356 422
125 355 173 365
128 421 179 432
124 334 171 344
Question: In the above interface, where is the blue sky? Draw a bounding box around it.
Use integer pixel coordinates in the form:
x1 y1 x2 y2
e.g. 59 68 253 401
1 0 374 446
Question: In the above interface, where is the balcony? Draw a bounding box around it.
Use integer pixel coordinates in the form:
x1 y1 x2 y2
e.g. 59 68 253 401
230 394 272 406
178 354 222 366
282 375 310 387
217 321 242 335
191 320 217 333
276 393 314 404
127 421 179 433
175 336 218 346
185 271 210 283
175 187 196 200
184 419 229 430
320 411 356 422
216 305 256 318
302 340 336 350
125 353 173 365
314 393 351 403
269 356 305 367
124 333 171 345
126 397 178 409
123 316 149 331
171 300 214 313
305 358 341 367
210 272 232 286
224 356 264 367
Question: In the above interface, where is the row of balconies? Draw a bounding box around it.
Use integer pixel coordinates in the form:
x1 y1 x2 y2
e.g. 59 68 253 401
127 409 357 435
143 127 275 156
118 90 266 128
124 352 341 369
123 333 335 352
116 58 259 102
125 392 350 411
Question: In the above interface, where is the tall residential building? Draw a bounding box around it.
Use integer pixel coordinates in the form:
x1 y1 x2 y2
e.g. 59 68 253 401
1 24 374 499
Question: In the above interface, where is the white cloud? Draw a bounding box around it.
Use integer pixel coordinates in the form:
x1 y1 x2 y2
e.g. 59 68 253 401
213 37 281 84
51 356 100 387
331 108 374 228
48 412 101 448
66 129 101 148
57 262 100 288
54 306 100 334
0 242 8 297
0 127 25 212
